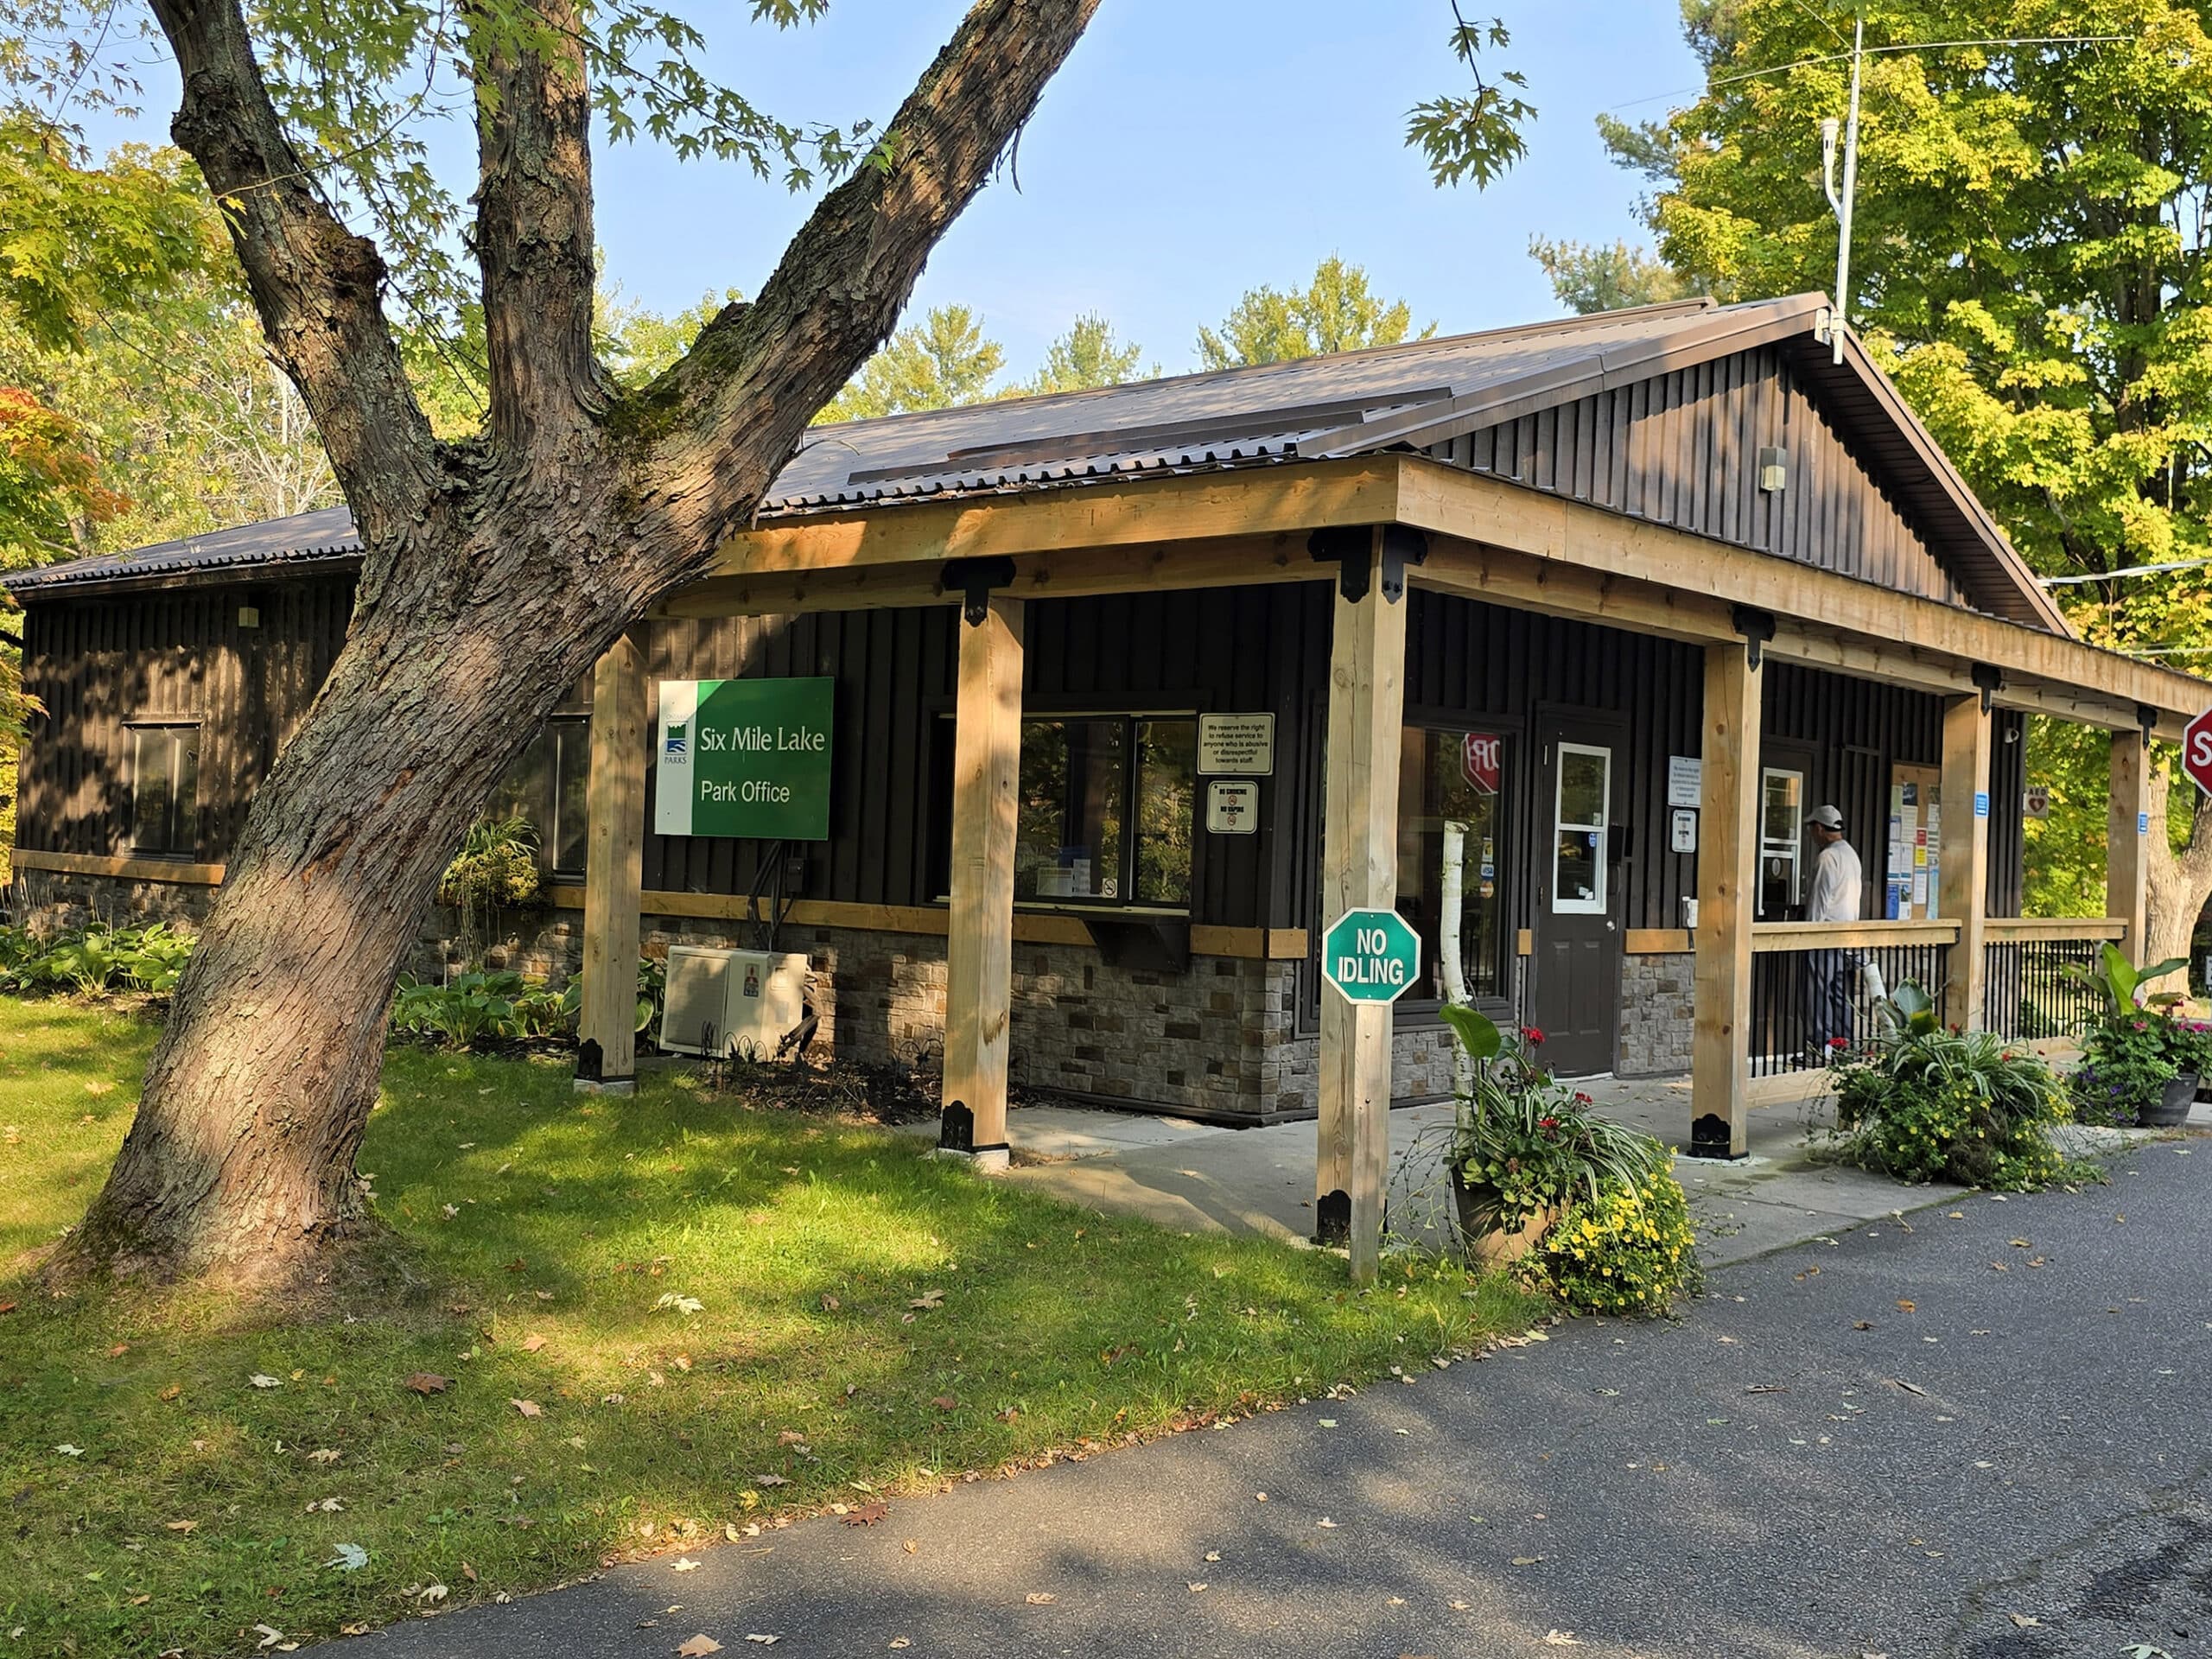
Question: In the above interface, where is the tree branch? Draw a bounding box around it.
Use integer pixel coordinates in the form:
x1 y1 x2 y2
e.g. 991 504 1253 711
630 0 1102 553
148 0 437 544
468 0 604 458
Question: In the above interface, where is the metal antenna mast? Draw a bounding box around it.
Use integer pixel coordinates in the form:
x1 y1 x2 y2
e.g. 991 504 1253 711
1819 15 1864 365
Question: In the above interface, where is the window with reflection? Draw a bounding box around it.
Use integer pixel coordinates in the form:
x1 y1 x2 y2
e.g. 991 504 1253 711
129 722 200 857
491 715 591 876
1014 715 1196 906
1758 766 1805 919
1551 742 1611 914
1396 727 1510 1003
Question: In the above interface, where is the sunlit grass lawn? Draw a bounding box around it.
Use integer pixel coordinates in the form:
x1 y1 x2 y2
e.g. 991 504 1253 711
0 998 1541 1656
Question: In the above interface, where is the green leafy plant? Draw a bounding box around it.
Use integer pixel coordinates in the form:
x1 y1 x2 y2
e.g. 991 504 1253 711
1439 1003 1694 1315
436 814 545 966
1830 979 2080 1188
2065 942 2190 1019
0 922 197 995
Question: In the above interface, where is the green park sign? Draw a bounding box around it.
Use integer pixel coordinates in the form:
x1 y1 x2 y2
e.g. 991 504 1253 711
654 677 834 841
1320 906 1422 1004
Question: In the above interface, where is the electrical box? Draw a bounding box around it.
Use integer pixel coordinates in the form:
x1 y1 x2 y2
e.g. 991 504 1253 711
658 944 809 1059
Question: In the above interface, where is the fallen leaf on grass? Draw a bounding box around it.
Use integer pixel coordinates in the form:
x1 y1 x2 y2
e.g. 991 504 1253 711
677 1638 722 1657
930 1395 957 1411
308 1448 341 1465
754 1473 789 1487
321 1544 368 1573
461 1562 478 1583
656 1294 705 1316
249 1374 283 1389
909 1290 945 1311
163 1520 198 1534
843 1503 888 1527
53 1444 83 1458
417 1582 448 1604
253 1624 288 1650
404 1373 451 1395
511 1399 543 1419
521 1335 548 1353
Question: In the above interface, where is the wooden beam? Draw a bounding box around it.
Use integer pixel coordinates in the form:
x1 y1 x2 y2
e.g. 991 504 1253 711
1938 696 1993 1030
2108 727 2152 955
10 848 226 886
715 458 1403 578
1314 544 1408 1286
1751 919 1960 951
1691 641 1760 1159
1395 457 2212 733
941 595 1024 1171
578 631 647 1090
1983 916 2128 943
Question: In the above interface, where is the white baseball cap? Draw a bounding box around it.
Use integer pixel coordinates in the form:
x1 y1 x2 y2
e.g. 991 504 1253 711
1805 804 1845 830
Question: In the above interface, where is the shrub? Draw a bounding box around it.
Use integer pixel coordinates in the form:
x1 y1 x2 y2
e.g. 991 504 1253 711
1531 1166 1698 1317
1830 981 2077 1189
1440 1003 1696 1315
0 922 195 995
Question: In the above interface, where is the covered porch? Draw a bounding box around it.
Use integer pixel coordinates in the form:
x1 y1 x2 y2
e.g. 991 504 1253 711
571 445 2210 1283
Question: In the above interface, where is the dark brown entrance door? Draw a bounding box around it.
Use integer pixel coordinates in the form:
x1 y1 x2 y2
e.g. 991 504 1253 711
1530 713 1624 1076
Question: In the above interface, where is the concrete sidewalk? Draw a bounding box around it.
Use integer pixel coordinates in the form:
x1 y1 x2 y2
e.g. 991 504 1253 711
900 1075 2190 1269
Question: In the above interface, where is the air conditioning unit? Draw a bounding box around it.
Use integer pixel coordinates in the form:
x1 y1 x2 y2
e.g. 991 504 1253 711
658 944 810 1060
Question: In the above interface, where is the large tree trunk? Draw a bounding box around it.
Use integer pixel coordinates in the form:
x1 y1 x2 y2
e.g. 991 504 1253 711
2144 757 2212 986
53 0 1101 1287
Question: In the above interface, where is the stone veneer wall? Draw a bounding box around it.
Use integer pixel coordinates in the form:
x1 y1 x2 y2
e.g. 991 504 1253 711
12 868 217 932
1618 951 1696 1077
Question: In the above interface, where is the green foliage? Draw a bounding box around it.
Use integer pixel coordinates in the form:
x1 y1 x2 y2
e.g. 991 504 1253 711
0 922 194 995
389 970 576 1048
818 305 1005 422
1407 10 1535 190
1528 237 1696 315
2065 940 2190 1018
437 814 544 915
1024 312 1154 396
1830 980 2077 1188
2071 1014 2174 1127
0 998 1542 1654
1530 1168 1698 1317
1195 257 1433 371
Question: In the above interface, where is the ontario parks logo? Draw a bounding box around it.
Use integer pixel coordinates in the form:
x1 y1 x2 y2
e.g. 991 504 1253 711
664 720 690 766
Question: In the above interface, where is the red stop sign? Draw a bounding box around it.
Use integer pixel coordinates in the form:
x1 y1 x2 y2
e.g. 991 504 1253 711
1460 732 1501 796
2188 708 2212 799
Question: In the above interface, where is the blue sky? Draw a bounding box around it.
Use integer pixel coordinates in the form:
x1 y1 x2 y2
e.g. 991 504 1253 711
92 3 1706 378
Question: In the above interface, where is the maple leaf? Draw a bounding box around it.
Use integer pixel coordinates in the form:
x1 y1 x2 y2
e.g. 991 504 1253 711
908 1289 945 1310
404 1373 452 1395
842 1503 888 1527
249 1375 283 1389
163 1519 198 1533
511 1398 543 1419
754 1473 789 1486
671 1557 702 1573
53 1444 84 1458
677 1639 723 1658
522 1335 548 1353
308 1448 341 1465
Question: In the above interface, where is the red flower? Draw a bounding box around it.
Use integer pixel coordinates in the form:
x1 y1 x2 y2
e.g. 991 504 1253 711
1538 1116 1559 1129
1828 1037 1849 1050
1573 1091 1593 1105
1522 1026 1547 1045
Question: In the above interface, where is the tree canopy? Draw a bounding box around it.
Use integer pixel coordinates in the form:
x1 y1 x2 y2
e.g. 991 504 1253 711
1196 257 1432 370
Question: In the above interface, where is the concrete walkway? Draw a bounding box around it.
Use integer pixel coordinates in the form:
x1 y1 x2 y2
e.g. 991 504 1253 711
899 1075 2193 1269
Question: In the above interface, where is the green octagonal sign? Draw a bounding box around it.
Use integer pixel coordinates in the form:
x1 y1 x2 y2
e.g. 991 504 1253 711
1321 906 1422 1004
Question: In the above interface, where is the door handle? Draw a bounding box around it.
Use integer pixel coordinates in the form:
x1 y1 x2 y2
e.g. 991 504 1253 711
1606 919 1618 931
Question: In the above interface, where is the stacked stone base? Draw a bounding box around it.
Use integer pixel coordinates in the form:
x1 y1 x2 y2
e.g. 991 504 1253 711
10 869 1700 1119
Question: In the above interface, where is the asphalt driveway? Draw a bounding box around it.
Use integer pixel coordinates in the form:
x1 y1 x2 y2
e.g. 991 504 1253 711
337 1139 2212 1659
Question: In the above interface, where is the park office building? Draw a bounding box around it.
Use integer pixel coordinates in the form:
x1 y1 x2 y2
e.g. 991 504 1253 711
11 293 2208 1191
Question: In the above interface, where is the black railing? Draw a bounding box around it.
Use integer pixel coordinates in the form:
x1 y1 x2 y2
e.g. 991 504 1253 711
1982 936 2106 1041
1749 940 1949 1078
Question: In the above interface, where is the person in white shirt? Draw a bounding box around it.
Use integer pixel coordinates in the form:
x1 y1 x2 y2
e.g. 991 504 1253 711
1803 804 1864 1052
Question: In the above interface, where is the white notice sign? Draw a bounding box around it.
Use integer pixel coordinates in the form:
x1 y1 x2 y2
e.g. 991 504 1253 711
1206 779 1260 834
1667 754 1703 810
1198 713 1274 777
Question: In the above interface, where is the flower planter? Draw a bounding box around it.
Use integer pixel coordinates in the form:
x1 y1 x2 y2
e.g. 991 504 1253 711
1446 1170 1554 1268
2143 1070 2200 1129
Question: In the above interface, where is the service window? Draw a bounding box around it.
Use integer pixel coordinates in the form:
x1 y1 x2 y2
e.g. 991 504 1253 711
1551 741 1611 914
1014 714 1196 907
129 722 200 857
1758 766 1806 919
490 714 592 877
1396 727 1511 1003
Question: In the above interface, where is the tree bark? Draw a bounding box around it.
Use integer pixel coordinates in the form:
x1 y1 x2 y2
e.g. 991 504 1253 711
54 0 1101 1285
2144 757 2212 985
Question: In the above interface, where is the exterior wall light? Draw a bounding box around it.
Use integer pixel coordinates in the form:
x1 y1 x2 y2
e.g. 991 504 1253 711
1758 446 1789 493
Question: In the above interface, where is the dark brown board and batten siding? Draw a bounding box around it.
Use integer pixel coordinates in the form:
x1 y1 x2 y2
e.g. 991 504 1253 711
1426 344 1981 613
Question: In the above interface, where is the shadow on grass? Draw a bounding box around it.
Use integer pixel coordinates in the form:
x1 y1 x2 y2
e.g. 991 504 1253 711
1 1013 1542 1658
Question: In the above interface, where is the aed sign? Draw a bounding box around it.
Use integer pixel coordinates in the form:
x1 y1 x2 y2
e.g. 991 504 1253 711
1320 906 1422 1005
2184 707 2212 799
655 677 834 841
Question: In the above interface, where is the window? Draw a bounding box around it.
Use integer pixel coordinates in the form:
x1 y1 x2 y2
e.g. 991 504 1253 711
1758 766 1805 919
1396 728 1510 1003
1551 742 1611 914
490 715 592 876
1014 715 1195 906
130 723 200 856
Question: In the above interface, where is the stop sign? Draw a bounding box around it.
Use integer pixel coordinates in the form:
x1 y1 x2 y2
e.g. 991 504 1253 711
2187 708 2212 798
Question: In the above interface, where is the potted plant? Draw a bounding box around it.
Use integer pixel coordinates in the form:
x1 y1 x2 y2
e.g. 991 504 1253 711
1438 1005 1668 1265
2145 1013 2212 1128
2066 944 2191 1127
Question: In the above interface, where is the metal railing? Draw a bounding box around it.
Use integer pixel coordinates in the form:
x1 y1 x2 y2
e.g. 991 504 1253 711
1980 918 2128 1042
1747 920 1956 1078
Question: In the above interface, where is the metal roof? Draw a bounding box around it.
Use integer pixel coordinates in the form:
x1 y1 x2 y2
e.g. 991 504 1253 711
5 505 358 595
0 294 2063 631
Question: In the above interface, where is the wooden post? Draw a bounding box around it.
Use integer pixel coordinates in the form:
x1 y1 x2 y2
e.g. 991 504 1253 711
2108 724 2152 955
1939 694 1993 1029
577 630 647 1093
1315 538 1408 1285
1689 641 1760 1158
942 595 1024 1171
